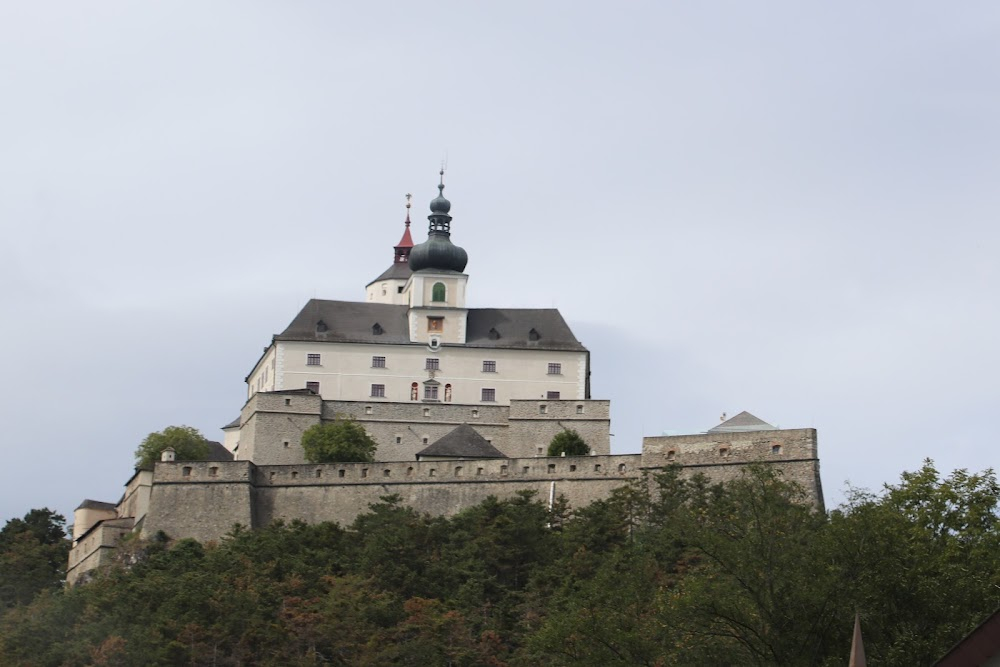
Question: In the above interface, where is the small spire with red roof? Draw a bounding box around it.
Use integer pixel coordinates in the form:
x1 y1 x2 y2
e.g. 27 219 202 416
394 193 415 264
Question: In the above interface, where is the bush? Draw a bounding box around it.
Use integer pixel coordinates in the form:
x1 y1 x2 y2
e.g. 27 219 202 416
301 417 378 463
547 429 590 456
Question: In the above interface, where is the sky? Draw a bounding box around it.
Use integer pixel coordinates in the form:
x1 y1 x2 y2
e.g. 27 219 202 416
2 2 999 526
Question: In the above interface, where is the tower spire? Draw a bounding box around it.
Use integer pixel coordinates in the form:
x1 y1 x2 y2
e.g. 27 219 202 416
394 193 415 264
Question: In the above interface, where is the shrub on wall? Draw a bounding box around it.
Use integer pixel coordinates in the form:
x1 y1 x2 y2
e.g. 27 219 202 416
134 425 211 470
547 429 590 456
301 417 377 463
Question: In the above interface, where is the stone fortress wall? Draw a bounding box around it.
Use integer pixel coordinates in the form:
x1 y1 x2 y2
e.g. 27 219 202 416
67 416 822 584
236 391 612 465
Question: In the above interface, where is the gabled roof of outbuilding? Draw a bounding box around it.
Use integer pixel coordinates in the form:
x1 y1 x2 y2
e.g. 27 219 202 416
274 300 586 351
415 424 507 459
205 441 235 462
708 411 776 433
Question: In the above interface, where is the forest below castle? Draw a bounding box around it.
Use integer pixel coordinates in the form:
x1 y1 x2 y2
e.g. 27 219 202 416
2 461 999 666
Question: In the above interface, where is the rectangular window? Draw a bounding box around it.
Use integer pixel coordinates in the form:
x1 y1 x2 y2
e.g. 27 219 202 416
425 358 440 370
547 391 561 400
424 385 439 400
307 354 321 366
306 381 320 394
481 388 496 402
372 356 386 368
371 384 385 397
547 362 562 375
482 360 496 373
427 317 444 332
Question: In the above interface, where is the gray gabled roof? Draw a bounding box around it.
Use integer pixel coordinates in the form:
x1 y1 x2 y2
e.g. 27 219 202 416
274 299 587 351
415 424 507 459
708 411 776 433
366 262 413 286
205 441 235 462
222 416 240 430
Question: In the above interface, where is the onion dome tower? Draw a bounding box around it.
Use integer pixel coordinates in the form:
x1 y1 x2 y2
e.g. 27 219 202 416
405 170 471 345
409 170 468 273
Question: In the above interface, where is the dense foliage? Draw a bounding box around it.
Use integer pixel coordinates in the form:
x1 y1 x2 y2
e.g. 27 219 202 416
0 509 69 610
134 425 211 470
546 429 590 456
301 417 378 463
2 461 998 666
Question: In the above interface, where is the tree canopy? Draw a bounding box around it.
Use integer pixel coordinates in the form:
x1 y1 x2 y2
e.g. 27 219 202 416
134 425 212 470
301 417 378 463
0 509 68 610
547 429 590 456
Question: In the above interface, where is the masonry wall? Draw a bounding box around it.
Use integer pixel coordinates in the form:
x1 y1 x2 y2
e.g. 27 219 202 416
66 519 134 586
641 428 823 509
141 461 256 543
253 454 640 527
238 392 322 464
325 400 511 461
236 393 612 465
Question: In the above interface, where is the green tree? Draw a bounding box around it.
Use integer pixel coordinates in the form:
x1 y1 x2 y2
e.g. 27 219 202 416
547 429 590 456
133 425 211 470
301 417 377 463
0 509 70 609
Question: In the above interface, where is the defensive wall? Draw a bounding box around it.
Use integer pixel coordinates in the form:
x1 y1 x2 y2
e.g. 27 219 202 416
67 423 822 585
235 391 612 464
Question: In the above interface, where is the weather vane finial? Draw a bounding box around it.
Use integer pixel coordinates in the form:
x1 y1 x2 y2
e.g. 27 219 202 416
405 193 412 224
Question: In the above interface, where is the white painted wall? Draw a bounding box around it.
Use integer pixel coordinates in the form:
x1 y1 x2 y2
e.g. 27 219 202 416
272 339 586 404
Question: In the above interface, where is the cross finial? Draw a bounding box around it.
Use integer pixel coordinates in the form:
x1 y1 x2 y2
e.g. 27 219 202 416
404 193 412 224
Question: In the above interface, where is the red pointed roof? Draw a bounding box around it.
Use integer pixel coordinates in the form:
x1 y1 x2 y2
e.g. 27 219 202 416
395 219 414 250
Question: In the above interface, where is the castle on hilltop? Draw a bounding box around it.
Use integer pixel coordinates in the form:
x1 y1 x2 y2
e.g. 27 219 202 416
67 173 824 585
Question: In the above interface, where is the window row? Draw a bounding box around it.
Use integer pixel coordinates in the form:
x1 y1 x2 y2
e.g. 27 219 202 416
304 382 562 403
302 354 561 375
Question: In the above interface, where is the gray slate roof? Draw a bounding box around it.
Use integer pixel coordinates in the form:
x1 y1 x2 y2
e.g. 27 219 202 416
415 424 507 459
708 411 776 433
75 499 117 511
275 299 586 351
205 441 235 462
222 416 240 430
367 262 413 286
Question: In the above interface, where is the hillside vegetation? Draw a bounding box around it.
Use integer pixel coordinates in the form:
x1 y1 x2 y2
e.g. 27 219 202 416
1 462 998 666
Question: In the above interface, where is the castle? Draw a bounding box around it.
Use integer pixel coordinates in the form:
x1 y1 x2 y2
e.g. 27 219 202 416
67 173 824 585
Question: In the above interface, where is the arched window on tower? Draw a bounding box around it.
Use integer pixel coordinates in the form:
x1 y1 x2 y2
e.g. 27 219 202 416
432 282 446 302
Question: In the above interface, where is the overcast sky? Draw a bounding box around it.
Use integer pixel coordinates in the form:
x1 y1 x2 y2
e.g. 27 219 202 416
2 2 998 526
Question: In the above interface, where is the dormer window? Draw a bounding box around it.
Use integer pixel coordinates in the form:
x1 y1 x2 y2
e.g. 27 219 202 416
529 328 541 341
488 328 501 340
372 323 384 336
432 282 446 302
316 320 328 333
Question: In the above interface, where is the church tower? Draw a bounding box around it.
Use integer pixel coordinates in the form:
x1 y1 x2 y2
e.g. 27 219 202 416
365 195 415 305
405 171 469 346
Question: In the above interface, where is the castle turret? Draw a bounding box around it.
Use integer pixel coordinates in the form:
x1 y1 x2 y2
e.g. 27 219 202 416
366 195 416 305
